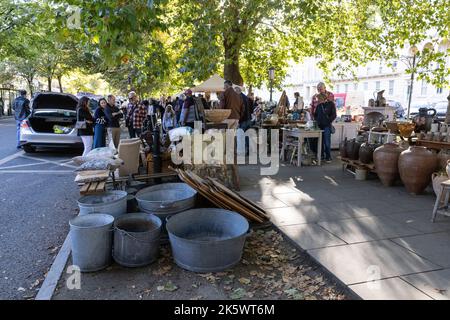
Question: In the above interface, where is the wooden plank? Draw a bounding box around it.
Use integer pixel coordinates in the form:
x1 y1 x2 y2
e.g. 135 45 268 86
88 182 99 193
179 169 266 222
96 181 106 192
80 183 90 194
207 177 268 218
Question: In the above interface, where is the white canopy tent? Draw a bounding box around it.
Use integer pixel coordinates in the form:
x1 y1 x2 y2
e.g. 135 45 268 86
190 74 226 93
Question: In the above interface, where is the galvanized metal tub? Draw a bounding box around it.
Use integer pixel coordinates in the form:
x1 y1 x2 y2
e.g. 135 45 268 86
69 213 114 272
135 183 197 215
166 208 249 272
77 190 127 218
113 213 162 267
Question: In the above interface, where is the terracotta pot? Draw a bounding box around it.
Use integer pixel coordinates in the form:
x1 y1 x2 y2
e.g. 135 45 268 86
359 143 380 164
437 150 450 170
432 172 448 203
339 138 348 158
345 138 361 160
398 146 438 194
373 143 403 187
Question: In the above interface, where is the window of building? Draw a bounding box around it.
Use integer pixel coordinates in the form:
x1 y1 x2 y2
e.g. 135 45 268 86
437 87 443 94
392 61 398 68
363 82 368 90
353 83 358 91
345 84 349 93
421 80 427 96
366 67 371 75
379 65 383 74
335 84 340 93
389 80 394 95
375 81 381 91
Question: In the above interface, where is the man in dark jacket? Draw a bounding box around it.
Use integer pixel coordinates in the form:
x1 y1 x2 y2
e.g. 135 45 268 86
104 94 123 150
314 99 337 163
234 86 251 131
12 90 30 149
219 80 243 129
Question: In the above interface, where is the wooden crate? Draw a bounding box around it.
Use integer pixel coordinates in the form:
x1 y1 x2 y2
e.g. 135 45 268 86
79 181 106 195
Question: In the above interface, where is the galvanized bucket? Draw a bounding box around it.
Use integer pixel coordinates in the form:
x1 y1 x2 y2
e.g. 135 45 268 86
113 213 162 267
166 208 249 273
77 190 127 218
69 213 114 272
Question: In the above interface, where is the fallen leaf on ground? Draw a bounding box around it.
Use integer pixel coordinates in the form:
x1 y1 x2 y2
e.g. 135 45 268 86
238 277 251 285
157 281 178 292
230 288 246 300
284 288 303 300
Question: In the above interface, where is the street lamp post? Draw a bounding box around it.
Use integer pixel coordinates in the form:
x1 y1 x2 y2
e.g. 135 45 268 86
269 67 275 102
406 45 419 120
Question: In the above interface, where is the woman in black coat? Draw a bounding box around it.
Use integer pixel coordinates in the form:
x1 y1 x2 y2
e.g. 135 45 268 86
76 96 94 156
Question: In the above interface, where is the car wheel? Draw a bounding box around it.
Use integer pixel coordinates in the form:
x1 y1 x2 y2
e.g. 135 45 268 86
23 145 36 153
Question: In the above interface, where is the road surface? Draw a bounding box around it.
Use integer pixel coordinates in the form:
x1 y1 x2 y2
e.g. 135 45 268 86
0 116 80 299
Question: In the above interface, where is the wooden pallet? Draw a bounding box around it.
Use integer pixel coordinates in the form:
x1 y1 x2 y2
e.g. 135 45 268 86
339 157 376 172
79 181 106 195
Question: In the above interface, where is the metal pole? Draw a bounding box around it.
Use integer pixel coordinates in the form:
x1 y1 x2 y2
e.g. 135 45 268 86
270 80 273 102
407 54 416 120
152 124 162 184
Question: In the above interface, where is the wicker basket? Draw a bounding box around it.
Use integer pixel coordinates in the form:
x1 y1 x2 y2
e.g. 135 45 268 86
204 109 232 123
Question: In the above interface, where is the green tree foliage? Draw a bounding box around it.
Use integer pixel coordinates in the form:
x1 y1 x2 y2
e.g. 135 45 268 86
1 0 449 96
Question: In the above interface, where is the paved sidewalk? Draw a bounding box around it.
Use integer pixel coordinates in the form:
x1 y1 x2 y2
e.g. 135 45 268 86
238 158 450 300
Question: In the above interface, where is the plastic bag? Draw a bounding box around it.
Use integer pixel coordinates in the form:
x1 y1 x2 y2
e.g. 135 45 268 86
75 158 124 171
169 126 193 142
86 147 116 159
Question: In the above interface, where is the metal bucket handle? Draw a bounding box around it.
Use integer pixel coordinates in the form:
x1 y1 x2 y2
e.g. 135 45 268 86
114 226 160 244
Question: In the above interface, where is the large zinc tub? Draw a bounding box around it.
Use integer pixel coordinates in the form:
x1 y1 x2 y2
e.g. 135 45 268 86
166 208 249 273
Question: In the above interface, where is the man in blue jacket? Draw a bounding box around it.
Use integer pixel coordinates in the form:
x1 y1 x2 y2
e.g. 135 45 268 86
12 90 30 149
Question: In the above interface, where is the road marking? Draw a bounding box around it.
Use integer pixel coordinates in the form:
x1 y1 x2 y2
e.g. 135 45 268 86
0 170 72 174
0 151 24 166
0 162 49 170
20 155 77 169
35 233 72 300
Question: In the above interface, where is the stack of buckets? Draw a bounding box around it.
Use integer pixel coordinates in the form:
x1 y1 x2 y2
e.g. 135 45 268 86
70 190 163 272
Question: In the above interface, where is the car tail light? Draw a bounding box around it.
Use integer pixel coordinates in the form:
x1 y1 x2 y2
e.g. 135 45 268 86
20 120 33 134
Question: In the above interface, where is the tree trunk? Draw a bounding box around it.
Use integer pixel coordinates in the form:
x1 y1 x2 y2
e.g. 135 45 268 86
57 75 63 93
223 39 244 86
47 77 52 92
26 77 34 97
446 91 450 124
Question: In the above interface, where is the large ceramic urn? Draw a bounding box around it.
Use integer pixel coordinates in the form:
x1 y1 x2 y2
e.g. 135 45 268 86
437 149 450 170
359 143 380 164
339 138 348 158
373 143 403 186
345 138 361 160
398 146 438 194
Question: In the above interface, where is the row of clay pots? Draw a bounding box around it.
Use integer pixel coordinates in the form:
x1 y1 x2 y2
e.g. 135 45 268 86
339 138 380 164
373 144 438 194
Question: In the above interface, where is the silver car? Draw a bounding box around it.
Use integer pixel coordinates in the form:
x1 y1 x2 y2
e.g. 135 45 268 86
20 92 83 153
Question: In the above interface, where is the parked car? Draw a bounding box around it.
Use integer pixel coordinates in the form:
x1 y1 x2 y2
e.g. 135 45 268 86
19 92 83 153
386 100 405 118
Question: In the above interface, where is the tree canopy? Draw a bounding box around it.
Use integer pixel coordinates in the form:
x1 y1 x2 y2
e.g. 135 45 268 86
0 0 449 96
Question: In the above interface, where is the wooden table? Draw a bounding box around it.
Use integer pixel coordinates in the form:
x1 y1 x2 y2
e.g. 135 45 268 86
416 139 450 150
280 128 323 166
